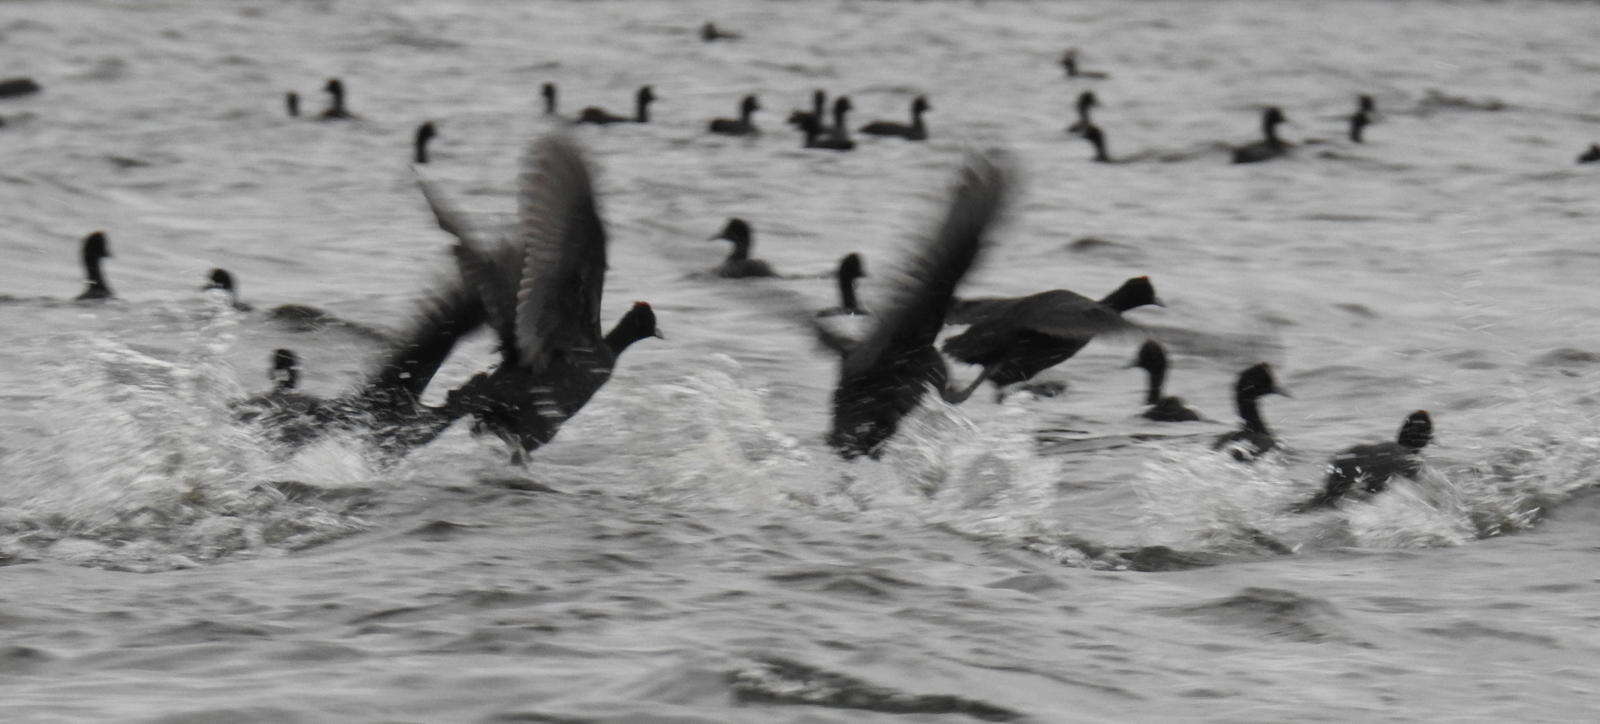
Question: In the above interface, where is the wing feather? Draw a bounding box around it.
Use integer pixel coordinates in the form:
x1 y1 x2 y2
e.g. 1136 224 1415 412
511 135 607 371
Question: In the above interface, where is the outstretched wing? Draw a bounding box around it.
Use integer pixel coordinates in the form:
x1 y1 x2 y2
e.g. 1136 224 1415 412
510 135 607 371
843 153 1010 379
365 275 486 403
414 171 523 351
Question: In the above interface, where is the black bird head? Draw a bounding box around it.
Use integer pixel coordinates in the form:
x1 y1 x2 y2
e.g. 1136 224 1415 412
271 348 300 391
1237 362 1288 399
324 78 343 95
204 268 234 291
82 231 110 261
839 252 866 281
607 301 664 349
741 95 760 114
638 85 656 104
1077 91 1097 113
912 95 931 114
1358 94 1376 114
285 91 299 117
1397 410 1432 449
417 121 437 142
1103 275 1162 311
1264 107 1287 128
542 82 556 101
833 96 852 114
712 217 751 245
1133 339 1166 372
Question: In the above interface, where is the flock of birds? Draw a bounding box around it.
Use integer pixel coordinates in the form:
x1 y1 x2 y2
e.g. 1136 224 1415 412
34 24 1595 515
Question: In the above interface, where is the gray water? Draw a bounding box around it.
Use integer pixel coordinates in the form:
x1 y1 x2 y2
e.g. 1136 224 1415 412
3 1 1600 721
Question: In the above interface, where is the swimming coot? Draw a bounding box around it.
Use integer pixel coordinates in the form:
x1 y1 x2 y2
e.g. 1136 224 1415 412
576 86 655 125
1231 107 1289 164
202 268 254 312
1298 411 1432 510
319 78 353 120
76 231 113 301
709 95 760 136
710 217 776 278
1212 363 1288 461
860 95 929 141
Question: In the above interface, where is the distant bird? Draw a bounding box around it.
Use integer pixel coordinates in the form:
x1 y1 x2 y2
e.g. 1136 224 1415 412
797 114 854 151
1231 107 1290 164
1348 94 1375 143
1131 340 1200 422
233 349 319 430
576 85 655 125
1067 90 1097 133
1060 49 1109 79
709 218 776 278
1297 411 1433 511
285 91 300 117
1579 144 1600 164
701 21 740 41
541 82 559 116
709 95 760 136
787 89 828 131
818 153 1010 459
0 77 42 98
416 135 663 463
1212 363 1288 461
76 231 113 301
1077 123 1113 163
826 96 853 139
818 253 868 317
319 78 353 120
203 268 253 312
860 95 930 141
269 348 300 391
414 121 437 164
941 276 1160 399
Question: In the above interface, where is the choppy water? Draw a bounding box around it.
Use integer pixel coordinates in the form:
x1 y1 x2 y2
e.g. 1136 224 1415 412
3 1 1600 720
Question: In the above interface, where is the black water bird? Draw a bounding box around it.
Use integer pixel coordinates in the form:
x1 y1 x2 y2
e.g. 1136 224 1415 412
1297 411 1432 510
941 276 1160 399
787 90 828 131
416 135 662 462
541 82 558 116
1212 363 1288 461
826 96 853 139
203 268 253 312
270 348 299 391
701 22 740 41
1060 49 1109 79
1078 123 1113 163
320 78 353 120
819 154 1010 459
1579 144 1600 164
413 121 437 164
818 253 868 317
860 95 930 141
797 114 853 151
576 86 655 125
1349 110 1371 143
1231 107 1289 164
709 95 760 136
76 231 113 301
1131 340 1200 422
710 218 775 278
285 91 299 117
1067 90 1097 133
0 77 42 98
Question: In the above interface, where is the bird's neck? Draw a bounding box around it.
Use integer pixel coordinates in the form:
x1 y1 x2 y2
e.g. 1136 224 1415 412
1090 134 1110 163
1264 119 1282 145
605 323 648 355
327 89 345 116
838 273 860 313
84 255 108 291
1144 365 1165 406
1237 392 1269 434
1099 285 1144 312
635 96 650 123
725 238 751 261
414 134 429 164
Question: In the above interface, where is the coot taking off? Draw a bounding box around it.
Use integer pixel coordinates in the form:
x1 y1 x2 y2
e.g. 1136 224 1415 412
414 121 437 164
822 153 1011 459
797 114 854 151
203 268 253 312
1231 107 1289 164
285 91 300 117
1579 144 1600 164
577 86 655 125
709 95 760 136
76 231 113 301
320 78 352 120
1298 411 1433 510
860 95 930 141
416 135 662 462
1131 340 1200 422
941 276 1160 397
710 217 776 278
541 82 559 116
1212 363 1288 461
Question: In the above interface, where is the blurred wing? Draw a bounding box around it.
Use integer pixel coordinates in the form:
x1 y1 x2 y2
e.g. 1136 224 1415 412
415 172 523 351
845 153 1010 378
511 135 607 371
365 275 486 402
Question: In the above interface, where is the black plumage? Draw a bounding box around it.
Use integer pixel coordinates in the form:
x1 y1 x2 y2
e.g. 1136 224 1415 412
76 231 113 301
1212 363 1288 461
576 86 655 125
1298 411 1432 510
709 95 760 136
710 218 775 278
860 96 929 141
1131 340 1200 422
1231 107 1289 164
